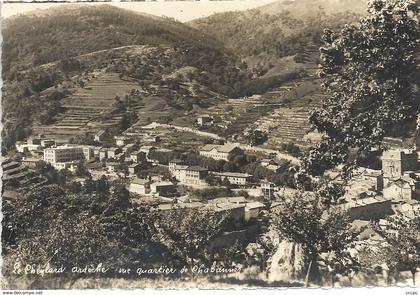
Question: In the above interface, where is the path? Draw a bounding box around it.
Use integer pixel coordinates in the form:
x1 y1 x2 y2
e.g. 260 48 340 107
141 122 300 164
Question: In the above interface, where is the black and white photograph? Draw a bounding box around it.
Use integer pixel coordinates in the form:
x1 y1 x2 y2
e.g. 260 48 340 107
1 0 420 291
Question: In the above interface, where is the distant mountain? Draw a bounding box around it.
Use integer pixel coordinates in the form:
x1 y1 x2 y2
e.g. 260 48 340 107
2 5 252 150
189 0 367 74
3 4 221 74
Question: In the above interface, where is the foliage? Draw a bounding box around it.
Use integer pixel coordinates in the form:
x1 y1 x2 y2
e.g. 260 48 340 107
154 208 228 268
373 210 420 285
2 183 165 281
271 192 355 284
191 3 363 72
301 0 420 178
244 129 268 146
281 142 302 157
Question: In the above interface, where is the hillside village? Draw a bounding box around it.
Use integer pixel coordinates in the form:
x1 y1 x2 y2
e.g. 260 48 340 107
4 114 420 262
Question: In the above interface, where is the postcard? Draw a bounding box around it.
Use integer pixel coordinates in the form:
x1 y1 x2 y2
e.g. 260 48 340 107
1 0 419 292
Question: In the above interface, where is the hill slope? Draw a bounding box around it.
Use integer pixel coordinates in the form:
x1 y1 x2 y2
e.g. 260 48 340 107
189 0 367 74
2 5 252 149
3 4 216 74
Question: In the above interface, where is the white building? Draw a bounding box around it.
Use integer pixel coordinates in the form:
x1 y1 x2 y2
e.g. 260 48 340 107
129 178 151 195
197 115 214 127
212 171 252 186
168 160 208 185
115 136 130 147
199 144 243 161
16 142 41 153
43 145 84 169
383 174 420 201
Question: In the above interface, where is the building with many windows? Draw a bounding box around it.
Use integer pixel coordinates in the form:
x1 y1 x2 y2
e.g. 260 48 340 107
199 144 243 161
212 171 252 186
168 160 208 185
43 145 84 169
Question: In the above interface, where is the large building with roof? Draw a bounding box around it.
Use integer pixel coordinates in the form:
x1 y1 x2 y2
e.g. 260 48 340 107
199 144 243 161
168 160 208 185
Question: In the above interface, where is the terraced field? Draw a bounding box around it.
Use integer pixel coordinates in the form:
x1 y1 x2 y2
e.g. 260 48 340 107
2 159 47 194
32 72 143 139
252 78 325 148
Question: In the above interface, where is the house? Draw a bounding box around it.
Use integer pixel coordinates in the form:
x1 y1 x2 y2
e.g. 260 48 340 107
99 148 108 161
207 197 247 205
40 139 55 148
261 159 284 172
261 181 276 198
261 159 274 167
16 142 41 153
182 166 208 185
130 151 147 163
197 115 214 127
383 175 420 201
245 201 266 221
27 136 43 145
128 163 141 175
115 136 130 147
150 181 176 197
81 146 95 161
213 202 246 223
169 159 185 174
129 178 151 195
43 145 84 170
94 130 107 142
21 157 41 168
169 160 208 185
362 170 383 191
340 196 393 221
106 162 120 173
382 149 418 185
212 172 252 186
199 144 243 161
107 147 122 159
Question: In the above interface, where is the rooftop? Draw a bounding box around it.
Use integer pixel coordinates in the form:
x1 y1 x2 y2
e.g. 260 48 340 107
208 197 247 204
200 144 240 153
131 178 151 185
153 181 175 187
186 166 208 172
213 171 252 178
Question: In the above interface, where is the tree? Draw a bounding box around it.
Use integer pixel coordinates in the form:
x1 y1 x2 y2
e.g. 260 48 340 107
301 0 419 179
96 175 109 198
75 160 87 177
373 210 420 285
271 192 355 286
4 214 119 274
154 208 228 269
245 129 268 146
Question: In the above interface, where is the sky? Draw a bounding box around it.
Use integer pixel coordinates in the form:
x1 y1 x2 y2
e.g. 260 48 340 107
2 0 279 22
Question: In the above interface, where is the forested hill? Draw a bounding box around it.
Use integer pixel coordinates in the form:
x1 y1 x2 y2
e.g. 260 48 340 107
2 4 232 78
2 5 255 151
189 0 367 73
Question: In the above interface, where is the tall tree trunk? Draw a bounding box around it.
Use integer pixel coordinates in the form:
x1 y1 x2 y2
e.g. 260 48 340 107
411 270 416 286
305 258 313 287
